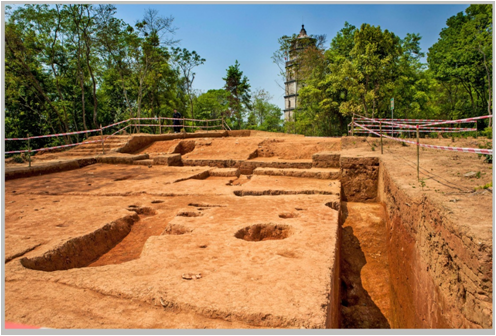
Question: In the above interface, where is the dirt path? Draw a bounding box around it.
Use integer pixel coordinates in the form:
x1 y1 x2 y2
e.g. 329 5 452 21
340 202 392 328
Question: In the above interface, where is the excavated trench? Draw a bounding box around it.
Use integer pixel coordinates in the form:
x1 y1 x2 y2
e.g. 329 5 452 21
15 152 488 329
337 155 491 329
20 206 162 270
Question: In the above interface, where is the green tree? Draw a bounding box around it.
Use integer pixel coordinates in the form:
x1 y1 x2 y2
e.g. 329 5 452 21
223 60 251 129
247 89 283 132
172 48 206 121
194 89 230 120
5 4 185 149
428 4 492 123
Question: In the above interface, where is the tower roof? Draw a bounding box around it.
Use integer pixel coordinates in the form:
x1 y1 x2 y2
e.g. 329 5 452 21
297 25 309 38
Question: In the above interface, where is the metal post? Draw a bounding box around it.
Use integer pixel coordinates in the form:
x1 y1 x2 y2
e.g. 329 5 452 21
391 109 394 137
380 122 383 154
351 115 355 136
416 125 420 180
27 134 31 168
100 124 105 155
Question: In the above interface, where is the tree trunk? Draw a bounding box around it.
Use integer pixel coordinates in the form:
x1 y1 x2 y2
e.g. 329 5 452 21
50 63 71 137
74 5 87 130
459 79 476 116
84 38 98 128
83 7 98 128
361 94 368 117
479 44 493 117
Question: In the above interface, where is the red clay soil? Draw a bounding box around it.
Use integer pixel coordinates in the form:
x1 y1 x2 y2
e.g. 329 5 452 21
4 133 493 329
5 160 341 329
182 137 262 160
257 138 341 159
340 202 392 328
344 135 493 328
5 280 259 329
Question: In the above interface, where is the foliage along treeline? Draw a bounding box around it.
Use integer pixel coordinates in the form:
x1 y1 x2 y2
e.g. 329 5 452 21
275 4 492 137
5 4 283 153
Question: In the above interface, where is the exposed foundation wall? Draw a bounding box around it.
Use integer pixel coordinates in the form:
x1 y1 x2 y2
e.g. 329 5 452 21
340 156 379 202
377 161 492 329
5 158 96 180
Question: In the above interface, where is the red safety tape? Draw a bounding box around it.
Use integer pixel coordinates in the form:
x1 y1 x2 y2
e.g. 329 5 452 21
356 117 447 122
5 119 223 153
355 114 492 129
354 122 493 155
355 114 417 129
132 117 223 122
420 115 492 127
6 128 101 141
352 128 477 133
6 118 221 141
353 123 476 131
101 119 131 129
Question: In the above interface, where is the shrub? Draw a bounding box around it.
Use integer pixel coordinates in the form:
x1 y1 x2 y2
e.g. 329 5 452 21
429 132 438 139
478 141 493 163
12 155 24 163
482 127 492 139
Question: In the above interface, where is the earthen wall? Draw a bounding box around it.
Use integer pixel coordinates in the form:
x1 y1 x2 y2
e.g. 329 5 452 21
377 161 492 328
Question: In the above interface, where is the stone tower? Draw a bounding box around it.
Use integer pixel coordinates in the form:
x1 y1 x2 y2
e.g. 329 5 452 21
284 25 317 121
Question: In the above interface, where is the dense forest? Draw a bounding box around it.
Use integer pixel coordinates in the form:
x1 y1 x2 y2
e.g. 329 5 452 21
5 4 493 152
275 4 492 136
5 4 283 153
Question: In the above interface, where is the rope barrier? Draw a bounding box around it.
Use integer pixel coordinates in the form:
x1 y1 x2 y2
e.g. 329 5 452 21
5 116 223 155
354 122 492 155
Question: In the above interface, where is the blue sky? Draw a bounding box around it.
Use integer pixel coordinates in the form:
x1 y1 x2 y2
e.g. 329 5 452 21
113 4 469 110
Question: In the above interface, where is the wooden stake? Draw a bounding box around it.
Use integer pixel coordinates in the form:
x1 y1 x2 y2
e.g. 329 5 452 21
27 134 31 168
351 115 355 136
416 125 420 180
159 117 162 134
100 124 105 155
380 122 383 154
182 116 185 133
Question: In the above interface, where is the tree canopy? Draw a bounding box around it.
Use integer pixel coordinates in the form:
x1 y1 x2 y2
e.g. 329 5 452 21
274 4 493 136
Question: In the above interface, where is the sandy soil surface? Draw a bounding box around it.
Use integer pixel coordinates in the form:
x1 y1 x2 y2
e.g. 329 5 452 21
234 175 340 196
4 133 492 329
183 138 262 160
5 164 213 196
257 138 341 159
5 162 341 329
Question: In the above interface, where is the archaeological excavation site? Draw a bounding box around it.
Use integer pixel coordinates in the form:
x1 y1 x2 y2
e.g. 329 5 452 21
4 130 493 329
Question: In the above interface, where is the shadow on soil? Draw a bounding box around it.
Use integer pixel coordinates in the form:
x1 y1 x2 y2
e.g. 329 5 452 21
340 203 390 329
